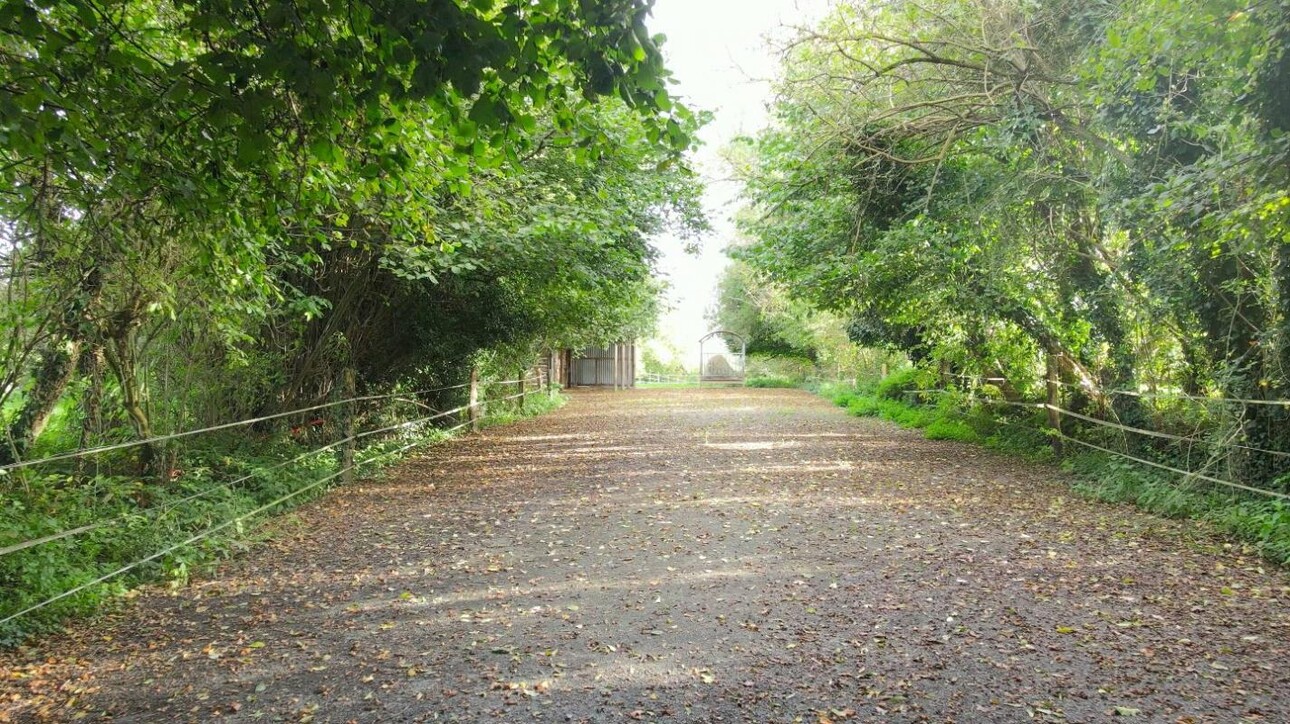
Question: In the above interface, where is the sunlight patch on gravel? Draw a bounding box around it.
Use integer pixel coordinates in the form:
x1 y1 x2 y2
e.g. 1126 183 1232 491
663 494 879 509
738 461 855 473
704 432 864 440
507 433 589 442
704 440 802 450
577 659 692 689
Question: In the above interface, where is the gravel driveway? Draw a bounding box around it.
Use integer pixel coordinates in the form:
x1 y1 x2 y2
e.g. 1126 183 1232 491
3 387 1288 723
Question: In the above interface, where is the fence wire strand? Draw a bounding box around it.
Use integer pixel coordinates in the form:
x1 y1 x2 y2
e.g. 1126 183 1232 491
1058 434 1290 501
898 383 1290 500
1042 376 1290 407
0 402 477 558
0 385 545 626
0 378 535 474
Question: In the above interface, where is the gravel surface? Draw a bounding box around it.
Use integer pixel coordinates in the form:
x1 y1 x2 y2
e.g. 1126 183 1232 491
2 387 1289 723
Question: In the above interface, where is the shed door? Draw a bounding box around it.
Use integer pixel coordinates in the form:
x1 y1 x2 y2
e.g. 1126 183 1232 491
573 346 612 386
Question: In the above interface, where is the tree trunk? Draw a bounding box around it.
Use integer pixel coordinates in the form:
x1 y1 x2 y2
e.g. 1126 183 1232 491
104 332 156 474
78 344 105 447
1045 349 1064 458
0 266 103 466
0 339 82 465
518 368 527 412
338 367 356 487
75 343 106 475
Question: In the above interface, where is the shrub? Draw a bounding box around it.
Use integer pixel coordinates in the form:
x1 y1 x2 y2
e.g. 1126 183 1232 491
746 376 799 388
744 355 814 382
845 396 882 416
924 417 982 443
874 366 933 401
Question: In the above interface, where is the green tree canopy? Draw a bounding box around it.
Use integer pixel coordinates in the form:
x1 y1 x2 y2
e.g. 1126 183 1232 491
0 0 706 462
733 0 1290 485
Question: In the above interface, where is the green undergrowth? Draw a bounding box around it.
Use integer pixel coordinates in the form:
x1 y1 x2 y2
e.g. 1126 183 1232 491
1066 453 1290 565
819 382 1052 459
477 388 566 427
745 376 799 388
0 392 566 645
818 381 1290 567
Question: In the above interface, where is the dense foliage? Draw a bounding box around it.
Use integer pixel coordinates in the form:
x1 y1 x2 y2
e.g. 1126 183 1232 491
732 0 1290 492
0 0 704 638
710 258 900 382
0 0 704 462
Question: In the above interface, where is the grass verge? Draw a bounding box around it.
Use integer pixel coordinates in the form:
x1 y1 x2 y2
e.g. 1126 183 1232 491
745 376 800 389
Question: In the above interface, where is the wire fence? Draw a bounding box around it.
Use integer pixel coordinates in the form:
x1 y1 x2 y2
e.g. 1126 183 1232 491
0 379 512 474
633 366 1289 499
635 372 701 385
950 372 1290 407
0 374 547 630
892 373 1290 502
0 402 477 558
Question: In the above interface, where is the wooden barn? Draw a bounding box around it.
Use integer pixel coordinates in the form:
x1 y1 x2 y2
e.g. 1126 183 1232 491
544 342 636 389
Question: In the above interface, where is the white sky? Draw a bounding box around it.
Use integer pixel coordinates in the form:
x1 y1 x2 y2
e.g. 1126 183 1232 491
646 0 834 369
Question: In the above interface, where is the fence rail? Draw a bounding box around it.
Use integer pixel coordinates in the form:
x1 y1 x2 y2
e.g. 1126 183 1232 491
948 373 1290 408
892 371 1290 501
0 374 547 630
635 372 700 385
0 379 535 474
0 401 481 559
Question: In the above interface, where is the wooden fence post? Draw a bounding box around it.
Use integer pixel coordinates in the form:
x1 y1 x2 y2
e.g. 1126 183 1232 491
469 366 480 432
547 352 556 398
1046 350 1063 458
340 367 356 486
518 368 527 413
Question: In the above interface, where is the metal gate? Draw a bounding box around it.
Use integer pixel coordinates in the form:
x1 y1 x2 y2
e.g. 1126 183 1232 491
567 343 635 388
572 346 616 386
699 330 747 384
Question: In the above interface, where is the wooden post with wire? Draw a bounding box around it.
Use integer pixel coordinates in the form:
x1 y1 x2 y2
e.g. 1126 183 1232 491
547 352 557 399
1045 350 1063 458
468 366 481 432
339 367 357 486
518 368 527 413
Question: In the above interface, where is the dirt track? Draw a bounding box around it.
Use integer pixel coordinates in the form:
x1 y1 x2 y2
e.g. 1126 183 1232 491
3 388 1289 723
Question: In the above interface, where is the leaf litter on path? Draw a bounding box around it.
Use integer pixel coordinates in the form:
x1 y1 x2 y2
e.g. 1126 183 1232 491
2 388 1288 722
